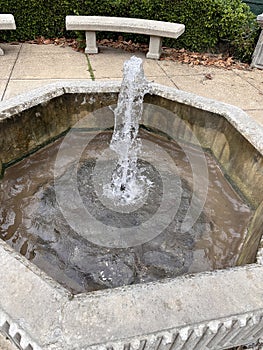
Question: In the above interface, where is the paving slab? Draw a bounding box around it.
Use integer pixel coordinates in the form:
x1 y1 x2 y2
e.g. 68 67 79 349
11 44 91 79
0 57 16 79
245 109 263 126
19 43 73 55
148 75 177 87
0 44 21 79
89 46 164 79
157 60 229 76
234 68 263 92
171 72 263 110
95 75 176 87
0 80 7 100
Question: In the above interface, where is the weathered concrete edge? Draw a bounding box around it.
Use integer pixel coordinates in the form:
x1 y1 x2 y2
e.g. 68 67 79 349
0 80 262 154
150 83 263 154
86 310 263 350
0 81 120 121
62 264 263 349
0 231 262 350
0 240 70 350
257 242 263 264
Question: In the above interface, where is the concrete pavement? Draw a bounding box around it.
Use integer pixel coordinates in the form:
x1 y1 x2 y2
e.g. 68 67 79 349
0 42 262 126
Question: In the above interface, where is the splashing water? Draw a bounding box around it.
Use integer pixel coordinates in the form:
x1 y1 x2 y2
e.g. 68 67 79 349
103 56 152 205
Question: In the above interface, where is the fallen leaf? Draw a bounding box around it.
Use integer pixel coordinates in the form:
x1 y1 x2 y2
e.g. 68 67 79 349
22 36 250 70
205 73 213 80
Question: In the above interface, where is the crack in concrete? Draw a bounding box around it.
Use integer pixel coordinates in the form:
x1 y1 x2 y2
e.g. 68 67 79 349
156 60 179 88
2 43 23 101
86 54 95 81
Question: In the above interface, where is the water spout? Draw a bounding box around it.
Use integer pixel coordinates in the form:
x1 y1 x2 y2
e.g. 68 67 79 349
104 56 151 205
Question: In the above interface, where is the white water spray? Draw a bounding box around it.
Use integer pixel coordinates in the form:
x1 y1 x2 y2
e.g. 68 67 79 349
104 56 151 205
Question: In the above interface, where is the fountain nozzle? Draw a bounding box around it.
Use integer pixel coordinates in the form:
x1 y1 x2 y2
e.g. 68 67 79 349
120 184 126 192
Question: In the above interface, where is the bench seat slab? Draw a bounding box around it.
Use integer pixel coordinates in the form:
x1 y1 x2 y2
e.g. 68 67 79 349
66 16 185 60
0 14 16 56
0 14 16 30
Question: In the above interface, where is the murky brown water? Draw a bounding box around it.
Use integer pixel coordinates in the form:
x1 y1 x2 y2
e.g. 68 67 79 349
0 129 252 294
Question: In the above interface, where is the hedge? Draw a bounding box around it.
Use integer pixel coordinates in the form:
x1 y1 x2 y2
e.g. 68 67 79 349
0 0 258 61
242 0 263 15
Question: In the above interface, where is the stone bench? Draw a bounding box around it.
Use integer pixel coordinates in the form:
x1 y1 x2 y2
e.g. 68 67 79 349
66 16 185 59
251 13 263 69
0 14 16 56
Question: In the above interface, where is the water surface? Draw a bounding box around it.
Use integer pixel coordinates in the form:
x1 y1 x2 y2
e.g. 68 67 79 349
0 128 252 294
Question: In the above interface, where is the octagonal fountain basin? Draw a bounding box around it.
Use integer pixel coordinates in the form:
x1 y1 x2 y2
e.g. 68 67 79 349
0 80 262 350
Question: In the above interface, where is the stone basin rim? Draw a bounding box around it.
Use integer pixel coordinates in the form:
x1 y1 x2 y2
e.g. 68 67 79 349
0 80 262 350
0 234 262 350
0 80 262 155
0 80 262 276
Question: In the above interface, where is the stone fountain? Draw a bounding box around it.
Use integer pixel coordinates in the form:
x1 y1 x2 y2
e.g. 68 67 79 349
0 57 262 350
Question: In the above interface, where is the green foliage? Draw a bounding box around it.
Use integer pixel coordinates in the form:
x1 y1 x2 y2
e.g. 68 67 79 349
0 0 258 61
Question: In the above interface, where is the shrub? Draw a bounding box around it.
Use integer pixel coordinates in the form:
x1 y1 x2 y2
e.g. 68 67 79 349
127 0 258 61
0 0 258 61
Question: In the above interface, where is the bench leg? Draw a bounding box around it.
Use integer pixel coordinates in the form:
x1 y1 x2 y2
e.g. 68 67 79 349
85 31 99 54
146 36 162 60
251 29 263 69
0 46 4 56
